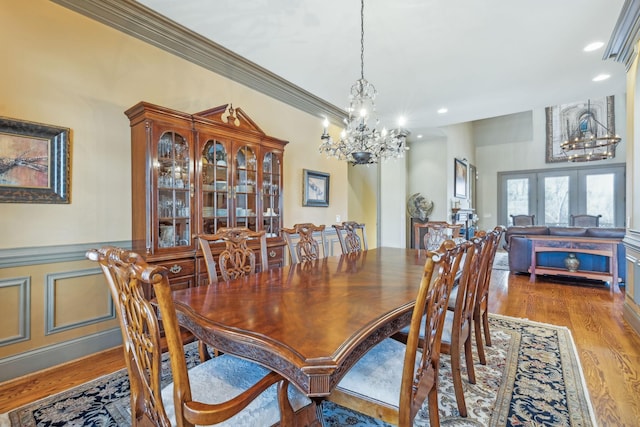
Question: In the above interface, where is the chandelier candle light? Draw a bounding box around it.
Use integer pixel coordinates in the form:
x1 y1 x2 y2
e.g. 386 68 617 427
560 99 621 162
319 0 409 165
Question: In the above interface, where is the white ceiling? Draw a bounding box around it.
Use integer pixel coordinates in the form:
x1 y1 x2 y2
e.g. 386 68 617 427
136 0 627 138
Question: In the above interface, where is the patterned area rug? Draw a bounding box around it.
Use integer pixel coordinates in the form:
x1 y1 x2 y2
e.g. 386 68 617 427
1 315 595 426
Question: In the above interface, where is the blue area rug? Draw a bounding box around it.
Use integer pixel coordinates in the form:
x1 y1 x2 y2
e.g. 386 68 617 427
1 315 595 426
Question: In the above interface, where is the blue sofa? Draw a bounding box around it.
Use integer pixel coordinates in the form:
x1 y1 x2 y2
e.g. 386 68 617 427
504 226 626 283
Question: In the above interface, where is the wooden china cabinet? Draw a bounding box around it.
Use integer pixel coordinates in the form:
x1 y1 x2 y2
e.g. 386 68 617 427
125 102 287 296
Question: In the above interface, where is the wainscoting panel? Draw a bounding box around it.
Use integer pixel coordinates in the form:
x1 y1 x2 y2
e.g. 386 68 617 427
0 276 30 346
326 236 343 257
0 241 126 381
45 268 114 335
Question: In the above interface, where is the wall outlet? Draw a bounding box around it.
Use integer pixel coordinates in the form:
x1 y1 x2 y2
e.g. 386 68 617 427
336 214 341 223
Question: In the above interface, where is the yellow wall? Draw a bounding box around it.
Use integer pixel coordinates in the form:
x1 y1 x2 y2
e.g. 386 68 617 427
0 0 356 375
0 0 348 250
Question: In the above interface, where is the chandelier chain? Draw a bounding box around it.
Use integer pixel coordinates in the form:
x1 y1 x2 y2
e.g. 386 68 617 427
360 0 365 80
318 0 410 165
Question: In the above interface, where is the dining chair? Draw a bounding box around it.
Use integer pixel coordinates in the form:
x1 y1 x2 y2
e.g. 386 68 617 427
327 239 466 426
510 214 535 226
440 236 486 417
281 223 327 264
197 228 269 360
394 236 480 418
425 221 462 238
473 226 506 365
198 227 268 281
570 214 602 227
333 221 368 254
86 246 314 427
414 222 461 251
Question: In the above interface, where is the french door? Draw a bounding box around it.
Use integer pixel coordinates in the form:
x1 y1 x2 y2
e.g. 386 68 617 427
499 164 625 227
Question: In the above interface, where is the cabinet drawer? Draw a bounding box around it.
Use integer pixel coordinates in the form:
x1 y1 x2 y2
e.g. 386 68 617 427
267 246 284 269
155 259 195 279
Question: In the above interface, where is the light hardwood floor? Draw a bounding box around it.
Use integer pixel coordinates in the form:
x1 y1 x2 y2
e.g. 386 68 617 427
1 267 639 426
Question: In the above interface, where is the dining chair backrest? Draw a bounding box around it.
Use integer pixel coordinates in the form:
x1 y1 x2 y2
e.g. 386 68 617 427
399 239 466 424
281 223 327 264
570 214 601 227
425 221 462 238
86 246 306 426
328 239 466 426
473 225 506 364
198 228 268 281
333 221 368 254
414 222 463 251
439 235 486 416
510 214 535 226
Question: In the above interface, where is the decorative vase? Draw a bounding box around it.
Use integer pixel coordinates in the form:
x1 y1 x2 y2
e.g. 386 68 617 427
564 253 580 272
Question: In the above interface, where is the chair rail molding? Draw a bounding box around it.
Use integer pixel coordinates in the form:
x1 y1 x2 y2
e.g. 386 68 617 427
0 241 131 268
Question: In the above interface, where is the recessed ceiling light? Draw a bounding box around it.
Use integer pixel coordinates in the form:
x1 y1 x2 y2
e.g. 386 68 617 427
584 41 604 52
592 74 610 82
437 107 448 114
417 134 423 139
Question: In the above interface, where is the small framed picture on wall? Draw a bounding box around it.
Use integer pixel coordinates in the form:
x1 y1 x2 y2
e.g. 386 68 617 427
302 169 330 207
454 158 467 199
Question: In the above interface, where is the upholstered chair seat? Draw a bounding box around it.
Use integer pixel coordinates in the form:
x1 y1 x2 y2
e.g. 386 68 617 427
330 338 419 408
161 355 311 426
87 246 314 427
328 240 467 426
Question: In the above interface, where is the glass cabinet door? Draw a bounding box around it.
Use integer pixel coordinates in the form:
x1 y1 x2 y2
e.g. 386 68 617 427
262 152 281 237
157 131 191 249
201 140 229 234
234 146 258 231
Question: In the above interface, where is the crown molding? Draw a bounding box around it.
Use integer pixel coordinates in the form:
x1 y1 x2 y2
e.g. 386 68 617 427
604 0 640 70
50 0 345 124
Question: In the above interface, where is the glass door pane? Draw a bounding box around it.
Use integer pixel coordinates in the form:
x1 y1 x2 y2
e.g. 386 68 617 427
157 131 191 249
506 178 530 218
201 140 228 234
543 175 570 226
262 152 281 237
234 146 257 231
585 173 614 227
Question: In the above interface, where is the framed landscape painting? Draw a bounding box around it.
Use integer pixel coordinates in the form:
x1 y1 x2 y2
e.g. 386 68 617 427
0 117 71 203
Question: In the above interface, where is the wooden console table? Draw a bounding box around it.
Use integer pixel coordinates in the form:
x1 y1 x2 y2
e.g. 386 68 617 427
528 236 620 291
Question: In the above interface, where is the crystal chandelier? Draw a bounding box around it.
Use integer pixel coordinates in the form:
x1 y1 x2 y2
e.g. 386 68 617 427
560 100 621 162
319 0 409 165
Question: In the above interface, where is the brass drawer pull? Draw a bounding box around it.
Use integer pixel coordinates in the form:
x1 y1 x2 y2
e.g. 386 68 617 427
169 264 183 274
269 250 276 258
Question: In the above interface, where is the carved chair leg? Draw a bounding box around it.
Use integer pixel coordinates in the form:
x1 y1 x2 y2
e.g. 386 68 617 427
482 311 492 347
474 313 487 365
464 334 476 385
198 340 211 362
427 385 441 427
278 380 295 426
449 344 467 417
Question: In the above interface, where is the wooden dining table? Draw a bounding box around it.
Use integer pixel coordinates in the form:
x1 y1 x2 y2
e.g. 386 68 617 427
169 247 427 399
